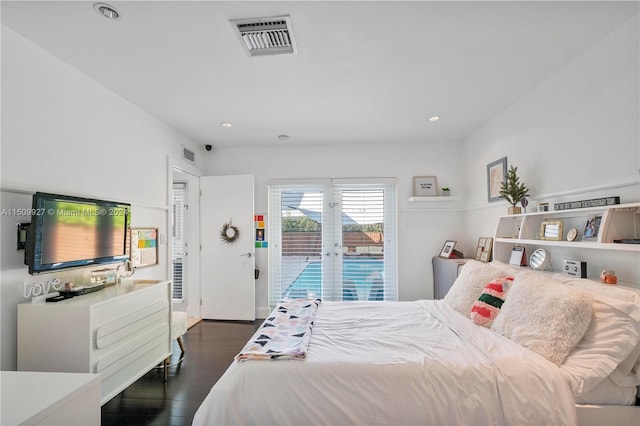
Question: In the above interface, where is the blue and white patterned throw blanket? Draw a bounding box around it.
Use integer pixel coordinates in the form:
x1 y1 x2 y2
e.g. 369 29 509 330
235 298 321 361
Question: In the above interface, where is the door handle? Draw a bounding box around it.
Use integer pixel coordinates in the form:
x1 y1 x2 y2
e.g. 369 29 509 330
240 252 253 258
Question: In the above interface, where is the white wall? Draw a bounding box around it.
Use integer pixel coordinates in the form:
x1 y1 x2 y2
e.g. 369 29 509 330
0 26 202 370
205 13 640 316
461 15 639 270
204 141 466 316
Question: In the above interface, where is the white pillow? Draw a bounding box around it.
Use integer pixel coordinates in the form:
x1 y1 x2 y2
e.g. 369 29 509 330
491 272 593 366
490 260 526 277
443 260 508 316
552 274 640 305
611 341 640 387
552 275 640 395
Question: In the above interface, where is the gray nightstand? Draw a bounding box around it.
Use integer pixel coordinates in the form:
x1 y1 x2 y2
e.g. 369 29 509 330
432 257 470 299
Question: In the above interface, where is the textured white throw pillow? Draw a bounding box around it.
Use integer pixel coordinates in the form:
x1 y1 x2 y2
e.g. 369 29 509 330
551 274 640 394
443 260 508 316
491 272 593 366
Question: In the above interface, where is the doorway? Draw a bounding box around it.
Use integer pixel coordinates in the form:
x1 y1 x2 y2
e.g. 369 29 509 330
171 166 201 319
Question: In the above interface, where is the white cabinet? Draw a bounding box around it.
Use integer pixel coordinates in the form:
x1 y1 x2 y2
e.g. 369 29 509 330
1 371 100 426
493 202 640 288
17 280 171 405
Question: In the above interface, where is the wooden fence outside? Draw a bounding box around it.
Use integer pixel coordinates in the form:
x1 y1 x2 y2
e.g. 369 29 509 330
282 231 383 256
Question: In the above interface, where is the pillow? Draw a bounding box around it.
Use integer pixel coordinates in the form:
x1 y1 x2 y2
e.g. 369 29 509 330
551 275 640 395
490 260 525 277
491 272 593 366
443 260 508 316
470 277 513 327
552 273 640 305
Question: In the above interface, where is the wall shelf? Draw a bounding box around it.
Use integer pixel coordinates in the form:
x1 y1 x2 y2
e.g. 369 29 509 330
494 237 640 252
493 202 640 287
408 196 461 202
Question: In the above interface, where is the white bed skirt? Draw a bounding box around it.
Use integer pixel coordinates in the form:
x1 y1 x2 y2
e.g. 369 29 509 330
576 404 639 426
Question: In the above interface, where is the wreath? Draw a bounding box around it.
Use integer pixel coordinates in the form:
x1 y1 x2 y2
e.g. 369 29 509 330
220 220 240 244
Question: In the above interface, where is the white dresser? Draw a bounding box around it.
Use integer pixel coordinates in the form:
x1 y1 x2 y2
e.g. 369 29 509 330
17 280 171 405
0 371 100 425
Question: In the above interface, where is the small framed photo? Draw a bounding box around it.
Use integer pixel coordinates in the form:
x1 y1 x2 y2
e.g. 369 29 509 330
439 240 457 258
487 157 507 202
413 176 438 197
583 215 602 240
540 220 563 241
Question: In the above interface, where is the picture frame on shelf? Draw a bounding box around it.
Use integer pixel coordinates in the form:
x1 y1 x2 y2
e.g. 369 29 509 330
509 246 527 266
475 246 483 260
540 220 563 241
583 215 602 240
487 157 507 202
413 176 438 197
439 240 457 258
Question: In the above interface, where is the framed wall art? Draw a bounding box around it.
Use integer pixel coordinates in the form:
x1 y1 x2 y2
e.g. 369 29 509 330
487 157 507 202
413 176 438 197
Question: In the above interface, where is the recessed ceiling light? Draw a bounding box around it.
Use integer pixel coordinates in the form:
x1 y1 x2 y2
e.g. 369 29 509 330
93 3 120 20
428 115 440 122
278 134 290 141
221 122 233 128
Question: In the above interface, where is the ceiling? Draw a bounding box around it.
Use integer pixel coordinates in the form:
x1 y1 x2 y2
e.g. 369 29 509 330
1 1 638 148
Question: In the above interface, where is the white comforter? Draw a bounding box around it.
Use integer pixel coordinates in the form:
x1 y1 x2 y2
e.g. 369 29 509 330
193 300 577 426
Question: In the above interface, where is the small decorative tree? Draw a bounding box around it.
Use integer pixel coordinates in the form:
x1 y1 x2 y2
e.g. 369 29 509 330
499 166 529 214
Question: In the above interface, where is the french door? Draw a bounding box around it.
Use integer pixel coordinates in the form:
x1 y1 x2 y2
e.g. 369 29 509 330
269 179 397 305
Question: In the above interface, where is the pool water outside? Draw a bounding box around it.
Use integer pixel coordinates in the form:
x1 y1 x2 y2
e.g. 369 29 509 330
284 259 384 301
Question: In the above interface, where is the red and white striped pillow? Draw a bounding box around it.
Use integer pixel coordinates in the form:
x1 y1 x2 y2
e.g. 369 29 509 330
470 277 513 327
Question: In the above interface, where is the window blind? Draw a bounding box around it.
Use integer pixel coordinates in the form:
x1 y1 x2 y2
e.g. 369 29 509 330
172 183 186 300
269 179 397 306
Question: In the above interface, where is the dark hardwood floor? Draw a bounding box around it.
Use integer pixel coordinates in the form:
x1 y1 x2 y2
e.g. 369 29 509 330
101 319 261 426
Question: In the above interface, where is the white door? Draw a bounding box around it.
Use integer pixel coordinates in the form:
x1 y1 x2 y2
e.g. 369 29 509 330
200 175 255 320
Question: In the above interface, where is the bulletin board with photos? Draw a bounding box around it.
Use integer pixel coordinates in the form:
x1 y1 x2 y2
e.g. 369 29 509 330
475 237 493 262
130 228 158 268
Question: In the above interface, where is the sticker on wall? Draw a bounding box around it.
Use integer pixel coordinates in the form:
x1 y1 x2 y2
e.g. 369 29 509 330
254 214 267 248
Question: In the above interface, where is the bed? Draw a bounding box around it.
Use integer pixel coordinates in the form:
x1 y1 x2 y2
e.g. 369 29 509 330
193 261 640 426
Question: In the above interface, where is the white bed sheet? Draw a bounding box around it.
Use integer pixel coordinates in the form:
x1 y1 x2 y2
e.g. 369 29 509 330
193 300 577 426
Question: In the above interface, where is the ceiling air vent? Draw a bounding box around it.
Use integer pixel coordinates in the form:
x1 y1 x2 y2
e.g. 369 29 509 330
183 147 195 163
230 15 297 57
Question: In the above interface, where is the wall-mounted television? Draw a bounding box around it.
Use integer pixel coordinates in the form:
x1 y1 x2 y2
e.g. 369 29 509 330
26 192 131 275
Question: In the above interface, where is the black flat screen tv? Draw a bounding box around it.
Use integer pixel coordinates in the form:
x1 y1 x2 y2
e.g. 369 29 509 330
26 192 131 275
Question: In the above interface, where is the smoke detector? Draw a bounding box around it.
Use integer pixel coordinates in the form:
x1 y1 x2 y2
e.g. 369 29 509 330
230 15 297 57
